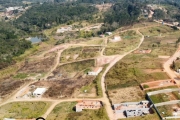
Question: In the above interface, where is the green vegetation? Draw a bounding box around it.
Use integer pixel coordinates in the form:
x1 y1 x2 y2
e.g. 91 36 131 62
15 3 97 32
150 93 170 104
99 1 141 33
57 59 95 73
157 105 173 117
60 46 100 63
0 102 50 119
13 73 28 79
47 102 109 120
105 30 141 55
0 21 32 69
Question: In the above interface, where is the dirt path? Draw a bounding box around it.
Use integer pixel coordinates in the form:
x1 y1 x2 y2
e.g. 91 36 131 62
100 29 144 120
163 47 180 85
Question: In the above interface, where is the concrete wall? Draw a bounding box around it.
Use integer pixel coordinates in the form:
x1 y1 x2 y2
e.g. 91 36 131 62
147 88 180 96
155 100 180 107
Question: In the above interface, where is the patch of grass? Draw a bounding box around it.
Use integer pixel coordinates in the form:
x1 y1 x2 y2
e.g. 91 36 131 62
157 105 173 117
0 102 51 119
150 93 170 104
58 59 95 73
13 73 28 79
60 46 100 63
143 84 149 88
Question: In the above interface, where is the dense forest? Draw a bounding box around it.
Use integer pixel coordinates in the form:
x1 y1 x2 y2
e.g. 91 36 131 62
99 1 141 33
0 22 31 69
15 3 98 32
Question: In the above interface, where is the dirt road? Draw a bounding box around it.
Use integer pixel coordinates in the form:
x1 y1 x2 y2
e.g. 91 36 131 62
163 48 180 85
101 29 144 120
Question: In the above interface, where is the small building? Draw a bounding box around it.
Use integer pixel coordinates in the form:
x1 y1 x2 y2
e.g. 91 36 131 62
106 32 112 35
56 26 72 33
33 88 47 96
75 100 103 112
113 101 150 118
88 67 103 76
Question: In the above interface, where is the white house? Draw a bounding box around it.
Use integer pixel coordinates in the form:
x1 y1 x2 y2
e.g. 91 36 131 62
88 67 103 76
106 32 112 35
33 88 47 96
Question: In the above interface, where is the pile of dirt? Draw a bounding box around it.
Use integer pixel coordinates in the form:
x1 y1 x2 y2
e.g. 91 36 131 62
32 76 95 98
20 56 56 73
0 79 26 98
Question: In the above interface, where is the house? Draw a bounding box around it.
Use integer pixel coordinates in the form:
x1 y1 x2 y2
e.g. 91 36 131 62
88 67 103 76
75 100 103 112
113 101 150 118
33 88 47 96
56 26 72 33
106 32 112 35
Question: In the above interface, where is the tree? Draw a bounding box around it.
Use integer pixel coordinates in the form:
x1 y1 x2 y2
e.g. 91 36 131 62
153 9 165 20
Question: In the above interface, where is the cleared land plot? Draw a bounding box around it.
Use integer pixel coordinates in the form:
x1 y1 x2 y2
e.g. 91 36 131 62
150 91 180 104
60 46 101 63
105 60 169 90
51 59 95 79
46 102 109 120
141 79 177 90
156 104 180 118
33 75 95 98
0 102 50 119
108 86 144 104
18 52 56 79
150 93 171 104
105 30 141 55
0 79 27 98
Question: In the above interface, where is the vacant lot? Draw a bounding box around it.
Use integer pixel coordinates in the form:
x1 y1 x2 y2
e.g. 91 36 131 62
46 102 109 120
105 30 141 55
0 78 27 98
108 86 144 104
33 75 95 98
156 104 176 118
0 102 50 119
60 46 100 63
18 52 56 79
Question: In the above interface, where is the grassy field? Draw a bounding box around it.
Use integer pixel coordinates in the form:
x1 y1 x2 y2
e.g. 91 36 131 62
46 102 109 120
156 105 174 118
150 93 170 104
0 102 50 119
60 46 101 63
105 30 141 55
